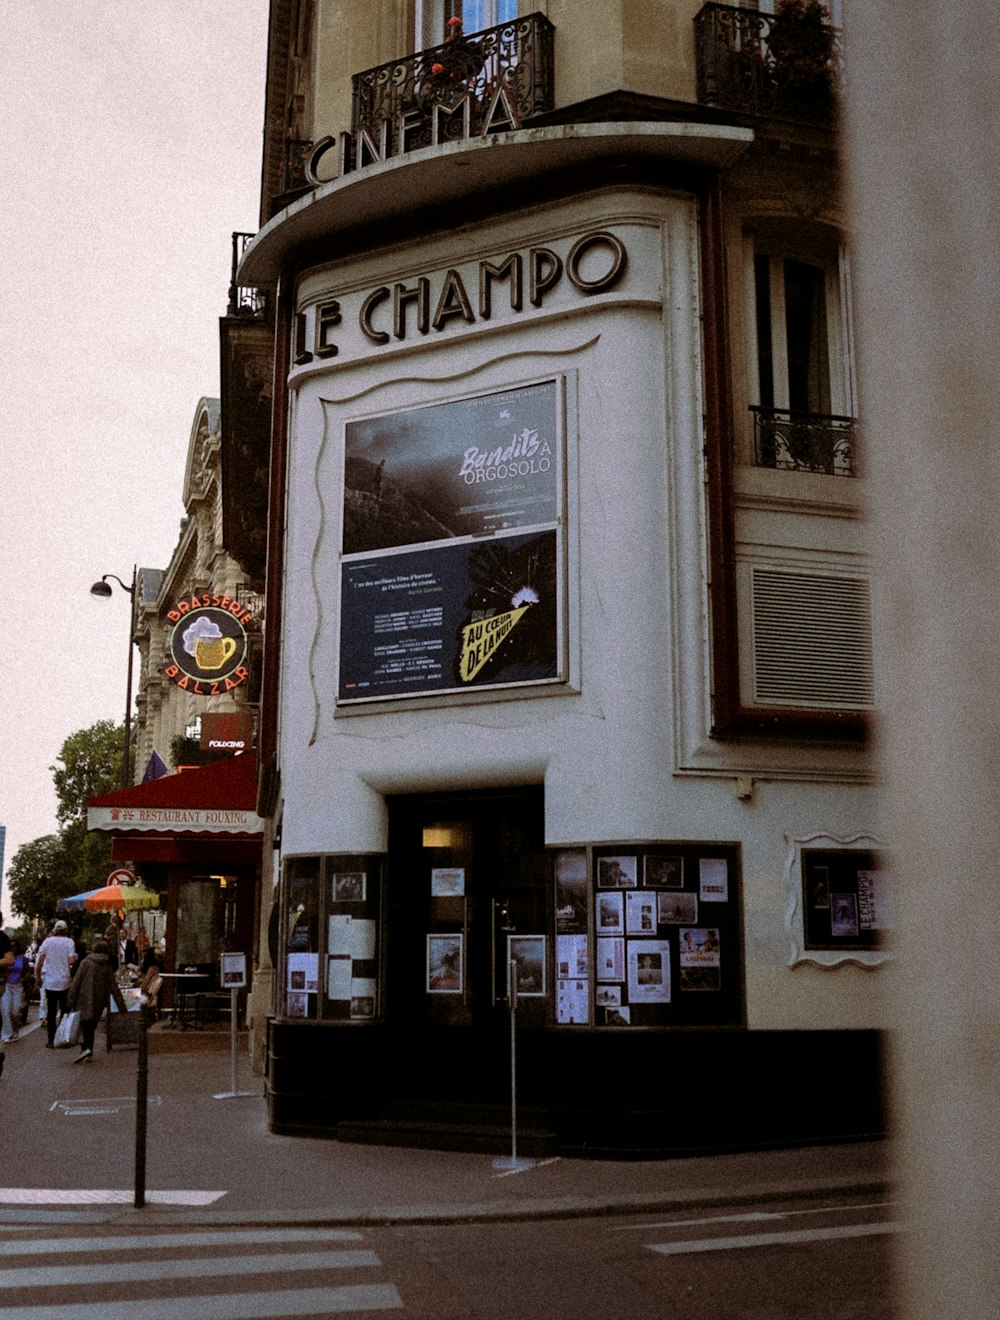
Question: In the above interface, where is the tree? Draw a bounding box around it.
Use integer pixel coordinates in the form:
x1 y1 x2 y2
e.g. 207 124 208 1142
7 720 126 923
51 719 128 828
5 834 75 924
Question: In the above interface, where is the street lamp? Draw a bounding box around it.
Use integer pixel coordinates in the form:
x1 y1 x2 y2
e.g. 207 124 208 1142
90 566 137 789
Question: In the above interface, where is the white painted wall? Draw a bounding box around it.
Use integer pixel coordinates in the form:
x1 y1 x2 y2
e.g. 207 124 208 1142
277 186 885 1031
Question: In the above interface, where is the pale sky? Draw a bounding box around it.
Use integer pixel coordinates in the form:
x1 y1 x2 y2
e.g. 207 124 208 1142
0 3 270 909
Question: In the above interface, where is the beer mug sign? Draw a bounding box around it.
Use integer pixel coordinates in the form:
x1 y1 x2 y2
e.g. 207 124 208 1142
194 634 238 670
163 598 251 693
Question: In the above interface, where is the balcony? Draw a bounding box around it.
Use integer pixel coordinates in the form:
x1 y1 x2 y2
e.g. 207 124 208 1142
695 2 842 126
227 232 267 319
351 11 554 158
751 407 857 476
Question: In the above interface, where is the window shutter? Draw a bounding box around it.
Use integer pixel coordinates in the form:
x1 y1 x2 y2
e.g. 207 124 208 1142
750 567 874 709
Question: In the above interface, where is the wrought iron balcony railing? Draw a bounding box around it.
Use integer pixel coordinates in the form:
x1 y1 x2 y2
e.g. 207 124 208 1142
227 232 266 318
352 11 554 158
695 3 843 126
751 406 857 476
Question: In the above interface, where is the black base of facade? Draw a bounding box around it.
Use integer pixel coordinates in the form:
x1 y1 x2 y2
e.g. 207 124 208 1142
265 1020 888 1158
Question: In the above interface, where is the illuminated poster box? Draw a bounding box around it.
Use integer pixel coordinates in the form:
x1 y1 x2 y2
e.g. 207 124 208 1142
338 379 565 703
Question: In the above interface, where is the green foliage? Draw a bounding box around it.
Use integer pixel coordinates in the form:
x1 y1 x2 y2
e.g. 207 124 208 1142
51 719 128 828
769 0 836 123
8 720 126 922
6 834 75 922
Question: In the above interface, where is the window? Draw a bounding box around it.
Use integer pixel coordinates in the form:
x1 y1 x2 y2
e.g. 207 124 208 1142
417 0 517 46
754 254 831 415
745 235 858 474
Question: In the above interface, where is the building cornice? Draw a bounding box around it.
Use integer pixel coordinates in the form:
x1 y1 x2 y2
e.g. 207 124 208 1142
239 121 753 287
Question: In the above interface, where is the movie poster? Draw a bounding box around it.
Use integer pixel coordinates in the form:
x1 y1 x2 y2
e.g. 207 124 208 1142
342 381 559 553
339 529 561 700
627 940 671 1003
557 979 590 1025
678 927 721 991
338 380 564 703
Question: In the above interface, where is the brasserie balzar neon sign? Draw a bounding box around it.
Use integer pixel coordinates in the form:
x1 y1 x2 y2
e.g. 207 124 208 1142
162 593 254 696
294 229 628 362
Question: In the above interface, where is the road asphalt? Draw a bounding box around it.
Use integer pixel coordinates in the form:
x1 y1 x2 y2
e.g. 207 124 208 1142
0 1016 893 1229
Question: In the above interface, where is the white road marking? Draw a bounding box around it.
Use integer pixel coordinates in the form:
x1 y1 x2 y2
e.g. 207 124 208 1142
0 1284 403 1319
493 1157 561 1178
648 1220 904 1255
2 1227 365 1256
0 1248 381 1289
613 1200 897 1231
50 1096 162 1114
0 1188 223 1205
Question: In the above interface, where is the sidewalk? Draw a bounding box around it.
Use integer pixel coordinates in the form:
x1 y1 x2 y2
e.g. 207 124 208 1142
0 1018 893 1228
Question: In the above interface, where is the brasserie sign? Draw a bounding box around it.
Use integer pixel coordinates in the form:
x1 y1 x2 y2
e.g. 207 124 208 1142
162 592 254 696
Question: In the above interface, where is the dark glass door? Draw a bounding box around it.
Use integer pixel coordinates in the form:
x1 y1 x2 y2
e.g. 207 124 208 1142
386 789 547 1039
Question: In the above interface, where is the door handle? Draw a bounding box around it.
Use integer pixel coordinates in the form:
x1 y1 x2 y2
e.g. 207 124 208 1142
491 899 513 1006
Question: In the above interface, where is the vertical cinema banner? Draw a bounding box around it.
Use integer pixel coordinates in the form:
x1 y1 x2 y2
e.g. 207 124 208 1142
338 380 564 702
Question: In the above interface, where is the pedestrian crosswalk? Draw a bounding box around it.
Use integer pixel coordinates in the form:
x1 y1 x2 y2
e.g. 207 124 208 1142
0 1226 403 1318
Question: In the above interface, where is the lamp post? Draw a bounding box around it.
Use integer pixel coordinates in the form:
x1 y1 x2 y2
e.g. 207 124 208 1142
90 566 137 789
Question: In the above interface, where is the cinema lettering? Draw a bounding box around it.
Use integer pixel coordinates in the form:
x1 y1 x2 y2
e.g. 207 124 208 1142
293 231 628 363
162 594 254 695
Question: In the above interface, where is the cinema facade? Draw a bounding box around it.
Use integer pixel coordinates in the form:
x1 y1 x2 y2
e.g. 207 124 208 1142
236 5 886 1155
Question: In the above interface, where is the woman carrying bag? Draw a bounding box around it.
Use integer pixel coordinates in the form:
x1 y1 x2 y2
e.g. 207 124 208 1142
66 939 126 1063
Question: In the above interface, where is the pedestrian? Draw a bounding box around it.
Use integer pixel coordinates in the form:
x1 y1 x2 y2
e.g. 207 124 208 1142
69 924 88 976
103 925 120 972
35 920 78 1048
1 939 28 1043
0 914 14 1069
66 940 126 1063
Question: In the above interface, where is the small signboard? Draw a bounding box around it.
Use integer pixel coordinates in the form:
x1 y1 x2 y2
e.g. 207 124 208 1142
220 951 247 988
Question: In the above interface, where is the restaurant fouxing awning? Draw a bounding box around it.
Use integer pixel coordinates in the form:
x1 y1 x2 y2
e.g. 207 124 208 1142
87 753 263 864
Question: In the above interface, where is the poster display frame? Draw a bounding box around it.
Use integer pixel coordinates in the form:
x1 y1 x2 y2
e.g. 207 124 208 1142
336 376 568 706
280 853 385 1023
783 831 890 969
553 843 745 1031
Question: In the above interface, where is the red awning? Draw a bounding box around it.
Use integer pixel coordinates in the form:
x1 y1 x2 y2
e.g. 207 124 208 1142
88 753 263 839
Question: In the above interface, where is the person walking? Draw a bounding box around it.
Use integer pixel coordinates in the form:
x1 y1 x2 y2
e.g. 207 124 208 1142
0 913 13 1074
35 920 78 1048
66 940 126 1062
1 939 28 1043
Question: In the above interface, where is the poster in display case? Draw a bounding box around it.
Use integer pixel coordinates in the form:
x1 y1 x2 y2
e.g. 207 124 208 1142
801 848 887 950
283 853 383 1022
556 979 589 1024
596 891 624 934
597 936 625 982
658 892 698 925
333 871 366 903
427 934 463 993
555 849 589 933
508 935 546 998
584 845 742 1028
643 855 683 888
627 940 671 1003
287 952 319 994
597 855 637 889
626 892 657 934
338 380 565 704
678 928 721 992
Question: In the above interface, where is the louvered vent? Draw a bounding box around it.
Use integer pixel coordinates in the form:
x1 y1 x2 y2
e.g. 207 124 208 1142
750 567 875 709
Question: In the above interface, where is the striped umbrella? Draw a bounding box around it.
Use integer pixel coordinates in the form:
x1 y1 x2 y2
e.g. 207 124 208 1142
56 883 160 913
